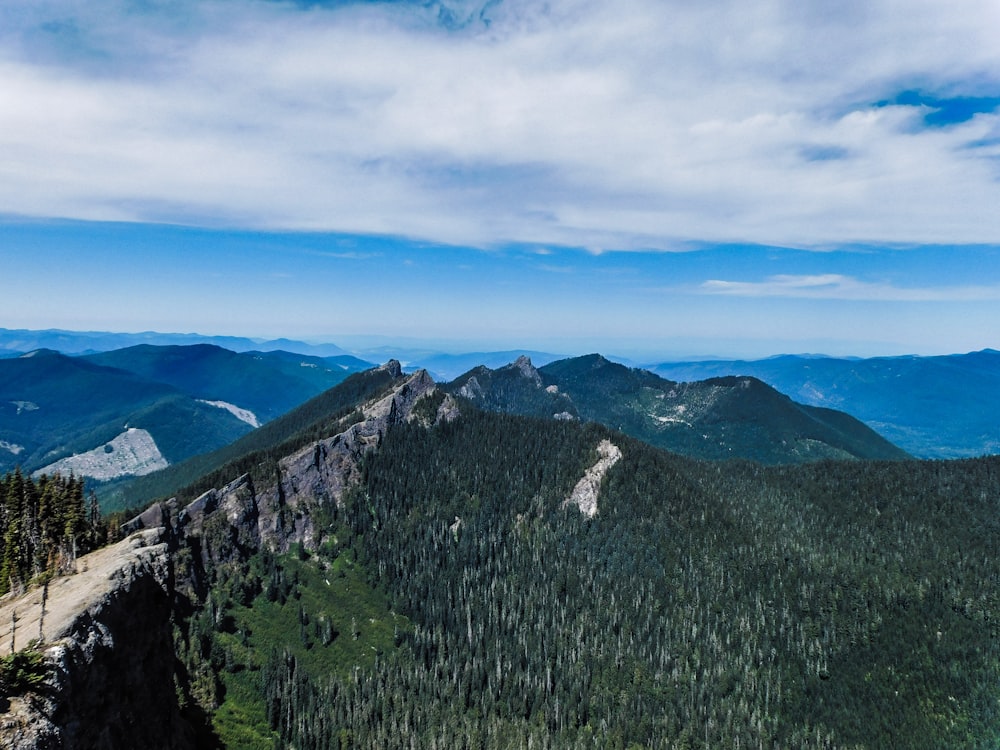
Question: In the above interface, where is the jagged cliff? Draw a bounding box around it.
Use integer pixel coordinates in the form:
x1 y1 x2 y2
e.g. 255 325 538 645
0 365 450 749
0 528 192 749
176 366 446 554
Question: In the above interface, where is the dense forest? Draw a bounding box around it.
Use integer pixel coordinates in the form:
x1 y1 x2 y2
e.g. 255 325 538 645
182 404 1000 749
0 470 108 596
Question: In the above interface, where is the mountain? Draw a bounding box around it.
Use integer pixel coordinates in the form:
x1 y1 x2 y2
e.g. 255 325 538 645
101 360 415 510
362 348 567 380
444 354 909 463
649 349 1000 458
83 344 372 423
0 327 351 358
0 349 252 477
2 372 996 749
0 344 374 484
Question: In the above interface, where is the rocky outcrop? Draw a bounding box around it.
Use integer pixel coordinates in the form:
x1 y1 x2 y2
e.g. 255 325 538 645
0 528 193 749
176 368 441 555
33 428 169 482
562 439 622 518
508 355 542 386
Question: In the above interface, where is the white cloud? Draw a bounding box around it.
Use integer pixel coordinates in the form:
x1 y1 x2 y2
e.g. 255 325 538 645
700 273 1000 301
0 0 999 248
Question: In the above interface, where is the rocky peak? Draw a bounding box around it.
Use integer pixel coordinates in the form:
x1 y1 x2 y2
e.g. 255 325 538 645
176 367 441 555
458 375 483 400
506 355 542 386
379 359 403 378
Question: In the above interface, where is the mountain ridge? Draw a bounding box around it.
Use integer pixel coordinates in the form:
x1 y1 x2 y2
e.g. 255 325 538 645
650 349 1000 457
444 353 910 464
0 361 997 749
0 344 373 483
0 349 252 477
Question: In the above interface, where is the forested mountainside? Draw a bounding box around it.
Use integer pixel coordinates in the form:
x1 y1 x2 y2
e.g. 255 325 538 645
446 354 909 464
135 379 1000 748
176 403 997 749
650 349 1000 459
83 344 371 423
0 344 371 485
2 366 997 749
0 349 252 477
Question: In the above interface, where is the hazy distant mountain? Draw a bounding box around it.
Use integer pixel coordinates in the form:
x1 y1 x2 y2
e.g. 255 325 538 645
445 354 909 464
0 349 252 477
649 350 1000 458
83 344 372 423
0 327 351 358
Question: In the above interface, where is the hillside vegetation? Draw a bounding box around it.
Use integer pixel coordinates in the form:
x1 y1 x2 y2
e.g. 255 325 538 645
0 470 108 597
651 349 1000 459
168 396 997 749
447 354 909 464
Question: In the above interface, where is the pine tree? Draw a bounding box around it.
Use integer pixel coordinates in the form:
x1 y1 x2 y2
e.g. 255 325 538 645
1 469 26 595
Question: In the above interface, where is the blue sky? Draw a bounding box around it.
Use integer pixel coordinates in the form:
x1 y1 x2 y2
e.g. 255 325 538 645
2 0 1000 359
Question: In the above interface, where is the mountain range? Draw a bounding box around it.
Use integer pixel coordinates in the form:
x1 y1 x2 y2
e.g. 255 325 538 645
444 354 909 464
1 357 996 749
102 352 910 511
650 349 1000 458
6 327 1000 459
3 331 997 493
2 339 919 501
0 327 352 358
0 345 373 480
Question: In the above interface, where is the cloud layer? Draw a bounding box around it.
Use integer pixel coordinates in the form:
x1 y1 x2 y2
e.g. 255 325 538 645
1 0 1000 249
700 273 1000 301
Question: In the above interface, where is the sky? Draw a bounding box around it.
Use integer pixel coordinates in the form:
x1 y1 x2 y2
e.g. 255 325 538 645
2 0 1000 360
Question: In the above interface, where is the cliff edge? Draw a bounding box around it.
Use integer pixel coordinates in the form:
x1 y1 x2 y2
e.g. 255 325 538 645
0 528 196 749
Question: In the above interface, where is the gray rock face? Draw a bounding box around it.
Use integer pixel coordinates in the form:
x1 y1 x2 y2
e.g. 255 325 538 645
0 529 193 750
181 368 440 554
457 374 483 400
508 355 542 386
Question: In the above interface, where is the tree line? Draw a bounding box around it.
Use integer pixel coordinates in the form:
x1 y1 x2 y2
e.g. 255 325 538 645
0 469 107 596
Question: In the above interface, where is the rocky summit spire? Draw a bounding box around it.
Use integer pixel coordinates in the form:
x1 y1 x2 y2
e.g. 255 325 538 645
509 355 541 385
380 359 403 378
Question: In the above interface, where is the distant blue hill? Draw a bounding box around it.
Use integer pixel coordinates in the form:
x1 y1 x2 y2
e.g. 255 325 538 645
83 344 372 422
0 327 350 358
649 350 1000 458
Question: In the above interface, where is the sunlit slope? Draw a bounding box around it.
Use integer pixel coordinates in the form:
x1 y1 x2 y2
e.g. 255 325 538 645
446 353 909 463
